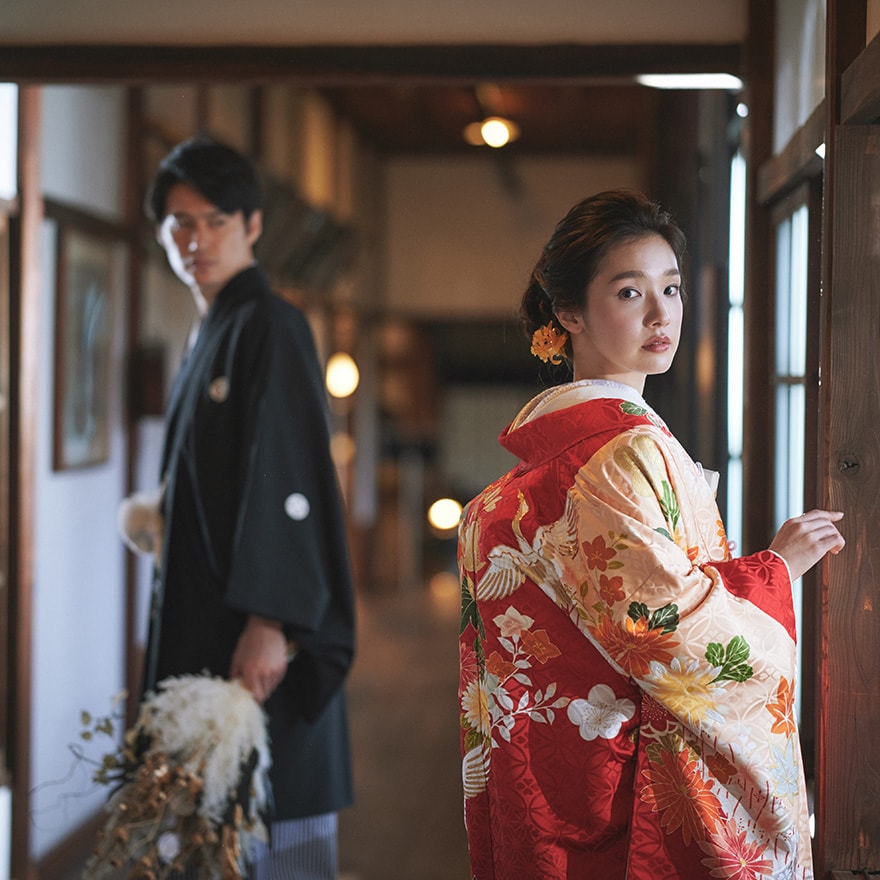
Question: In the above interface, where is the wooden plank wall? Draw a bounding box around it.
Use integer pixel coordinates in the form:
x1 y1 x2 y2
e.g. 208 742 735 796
819 123 880 874
815 2 880 876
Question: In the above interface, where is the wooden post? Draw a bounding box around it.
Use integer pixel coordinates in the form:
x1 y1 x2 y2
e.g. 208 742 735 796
816 123 880 875
741 0 776 554
10 84 41 880
815 1 876 875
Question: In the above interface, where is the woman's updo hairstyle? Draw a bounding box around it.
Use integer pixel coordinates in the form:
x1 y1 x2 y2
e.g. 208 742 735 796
520 189 687 362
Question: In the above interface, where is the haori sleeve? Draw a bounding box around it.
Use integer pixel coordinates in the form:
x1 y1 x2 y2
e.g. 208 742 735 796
225 306 355 682
541 423 812 877
546 423 800 726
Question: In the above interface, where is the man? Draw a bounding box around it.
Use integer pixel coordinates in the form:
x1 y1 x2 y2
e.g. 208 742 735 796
144 136 355 878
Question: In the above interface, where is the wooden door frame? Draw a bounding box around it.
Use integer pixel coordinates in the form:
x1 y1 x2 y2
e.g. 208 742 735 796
815 1 880 874
706 1 880 875
0 199 12 800
8 85 42 880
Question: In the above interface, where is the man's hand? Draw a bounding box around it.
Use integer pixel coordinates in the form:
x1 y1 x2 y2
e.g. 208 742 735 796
230 615 289 704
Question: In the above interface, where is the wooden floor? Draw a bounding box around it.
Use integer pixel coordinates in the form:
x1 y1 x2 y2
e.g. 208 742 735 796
55 584 471 880
339 583 471 880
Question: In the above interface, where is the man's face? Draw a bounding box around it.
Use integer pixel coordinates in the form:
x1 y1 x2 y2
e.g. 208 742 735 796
157 182 262 305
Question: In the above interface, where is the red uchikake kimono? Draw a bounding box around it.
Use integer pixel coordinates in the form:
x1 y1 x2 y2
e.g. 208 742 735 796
458 380 813 880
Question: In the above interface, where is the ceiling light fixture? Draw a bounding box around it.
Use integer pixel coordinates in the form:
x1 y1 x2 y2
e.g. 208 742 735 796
463 115 521 149
636 73 744 91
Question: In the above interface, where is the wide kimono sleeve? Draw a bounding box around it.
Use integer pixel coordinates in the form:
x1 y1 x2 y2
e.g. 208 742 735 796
221 301 355 717
544 422 813 877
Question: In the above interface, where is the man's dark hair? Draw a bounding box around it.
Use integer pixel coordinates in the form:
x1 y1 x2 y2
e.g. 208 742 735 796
146 136 261 223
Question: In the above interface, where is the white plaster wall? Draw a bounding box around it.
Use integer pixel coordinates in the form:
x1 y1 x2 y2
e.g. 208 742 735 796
384 155 641 318
40 86 127 218
774 0 826 154
0 85 16 202
29 86 129 858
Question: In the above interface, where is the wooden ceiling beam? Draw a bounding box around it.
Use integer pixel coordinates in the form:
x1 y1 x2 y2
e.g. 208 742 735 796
0 42 744 84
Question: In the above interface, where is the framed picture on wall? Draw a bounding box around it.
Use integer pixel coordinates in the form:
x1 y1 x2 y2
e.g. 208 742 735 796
52 223 114 470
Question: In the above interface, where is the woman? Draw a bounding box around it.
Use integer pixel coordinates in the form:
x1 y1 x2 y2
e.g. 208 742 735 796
457 190 844 879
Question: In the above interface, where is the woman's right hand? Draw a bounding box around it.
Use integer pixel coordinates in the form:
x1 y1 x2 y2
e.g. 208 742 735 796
768 509 845 581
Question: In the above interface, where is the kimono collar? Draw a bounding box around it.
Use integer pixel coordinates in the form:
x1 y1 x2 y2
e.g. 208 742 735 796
188 264 270 346
510 379 649 429
501 379 659 467
208 263 268 315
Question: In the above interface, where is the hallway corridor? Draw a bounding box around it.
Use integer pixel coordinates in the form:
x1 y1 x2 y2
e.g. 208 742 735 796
55 582 470 880
339 582 470 879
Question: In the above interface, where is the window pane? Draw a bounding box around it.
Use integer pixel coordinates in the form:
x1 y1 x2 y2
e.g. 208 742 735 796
775 217 792 375
726 456 743 554
788 205 809 376
787 383 806 519
729 152 747 308
726 150 746 552
727 305 744 458
774 384 791 529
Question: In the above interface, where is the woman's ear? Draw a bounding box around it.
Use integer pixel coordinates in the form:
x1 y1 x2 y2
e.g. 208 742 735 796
555 309 585 336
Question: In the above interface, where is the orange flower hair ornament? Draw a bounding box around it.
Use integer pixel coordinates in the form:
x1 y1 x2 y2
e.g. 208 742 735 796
530 322 569 364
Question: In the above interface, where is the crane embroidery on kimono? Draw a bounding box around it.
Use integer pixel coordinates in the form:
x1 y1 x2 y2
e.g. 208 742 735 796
478 490 578 612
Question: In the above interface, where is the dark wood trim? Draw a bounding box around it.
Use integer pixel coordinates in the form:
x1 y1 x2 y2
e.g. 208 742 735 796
35 810 105 880
840 23 880 123
124 88 148 726
756 100 825 204
740 0 775 555
0 204 10 796
43 198 133 242
765 180 824 783
195 85 210 133
10 84 42 880
814 2 868 872
818 121 880 876
802 180 823 774
0 42 744 84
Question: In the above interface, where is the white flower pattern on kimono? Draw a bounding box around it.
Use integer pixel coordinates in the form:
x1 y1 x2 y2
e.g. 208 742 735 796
769 735 801 799
567 683 635 741
493 606 534 638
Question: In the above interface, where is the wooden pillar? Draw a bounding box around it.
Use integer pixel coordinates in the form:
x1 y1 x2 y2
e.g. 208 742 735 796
10 84 41 880
815 0 875 875
741 0 775 554
123 88 148 727
817 121 880 876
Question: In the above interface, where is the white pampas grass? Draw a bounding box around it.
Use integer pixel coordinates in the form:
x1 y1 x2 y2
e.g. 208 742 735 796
83 674 273 879
140 674 271 824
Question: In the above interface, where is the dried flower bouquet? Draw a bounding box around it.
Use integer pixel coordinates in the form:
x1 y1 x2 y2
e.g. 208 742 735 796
83 674 271 880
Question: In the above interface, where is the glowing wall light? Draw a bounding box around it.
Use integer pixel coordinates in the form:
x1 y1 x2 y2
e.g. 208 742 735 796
427 497 463 532
325 352 360 398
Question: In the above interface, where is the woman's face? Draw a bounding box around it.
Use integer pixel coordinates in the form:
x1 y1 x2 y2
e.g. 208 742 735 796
556 234 683 393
